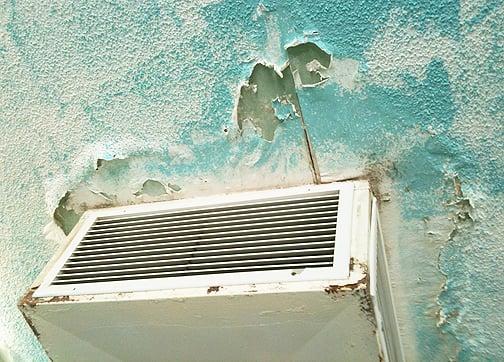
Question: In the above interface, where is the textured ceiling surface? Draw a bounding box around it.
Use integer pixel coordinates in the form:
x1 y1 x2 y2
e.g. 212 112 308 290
0 0 502 360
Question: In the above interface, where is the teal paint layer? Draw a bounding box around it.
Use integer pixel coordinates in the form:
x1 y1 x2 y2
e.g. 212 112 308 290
287 1 503 359
0 0 503 361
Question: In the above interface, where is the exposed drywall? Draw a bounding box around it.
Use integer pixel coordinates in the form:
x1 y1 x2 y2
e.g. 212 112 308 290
287 42 331 86
0 0 502 361
237 63 300 141
53 158 182 235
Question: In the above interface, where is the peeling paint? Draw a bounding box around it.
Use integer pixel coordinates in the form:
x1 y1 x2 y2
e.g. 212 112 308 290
287 42 331 87
237 63 299 141
287 42 361 91
271 97 297 121
1 0 503 360
53 192 81 236
134 179 168 197
50 157 184 234
323 276 375 326
19 290 37 309
18 290 41 339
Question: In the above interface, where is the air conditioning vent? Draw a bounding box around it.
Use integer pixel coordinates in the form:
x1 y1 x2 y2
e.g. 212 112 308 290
56 192 339 284
34 183 353 297
22 181 405 361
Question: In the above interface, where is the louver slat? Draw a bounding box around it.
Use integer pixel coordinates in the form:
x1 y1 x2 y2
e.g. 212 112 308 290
60 249 335 275
52 191 340 285
84 215 337 240
77 224 337 249
66 241 335 265
92 194 337 227
51 262 333 284
71 234 336 257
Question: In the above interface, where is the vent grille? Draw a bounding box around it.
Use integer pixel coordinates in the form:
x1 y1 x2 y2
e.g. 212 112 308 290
52 191 339 285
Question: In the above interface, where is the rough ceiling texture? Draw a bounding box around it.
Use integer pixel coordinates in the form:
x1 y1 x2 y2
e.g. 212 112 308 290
0 0 503 360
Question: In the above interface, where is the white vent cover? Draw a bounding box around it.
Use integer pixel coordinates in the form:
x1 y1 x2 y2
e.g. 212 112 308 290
35 183 354 297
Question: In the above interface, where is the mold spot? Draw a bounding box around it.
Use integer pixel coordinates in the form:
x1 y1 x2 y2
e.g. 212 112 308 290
19 289 37 309
324 276 367 296
207 286 221 294
22 315 40 338
47 295 71 303
237 63 300 141
96 158 105 170
324 285 345 295
355 286 375 322
247 283 258 293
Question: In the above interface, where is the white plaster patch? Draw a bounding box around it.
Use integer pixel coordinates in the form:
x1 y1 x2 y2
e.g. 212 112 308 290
257 8 285 74
253 3 268 21
0 342 13 362
459 0 491 25
305 59 323 73
168 144 195 164
303 57 360 92
318 125 429 181
173 1 211 30
43 138 168 214
190 128 222 145
364 9 457 88
450 5 504 163
385 126 430 160
43 221 67 245
321 58 361 91
365 5 503 161
316 141 365 181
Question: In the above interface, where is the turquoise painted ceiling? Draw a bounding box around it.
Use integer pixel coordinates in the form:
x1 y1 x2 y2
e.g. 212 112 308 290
0 0 503 360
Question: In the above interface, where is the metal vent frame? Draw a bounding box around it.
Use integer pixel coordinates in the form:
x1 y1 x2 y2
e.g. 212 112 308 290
34 183 355 298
